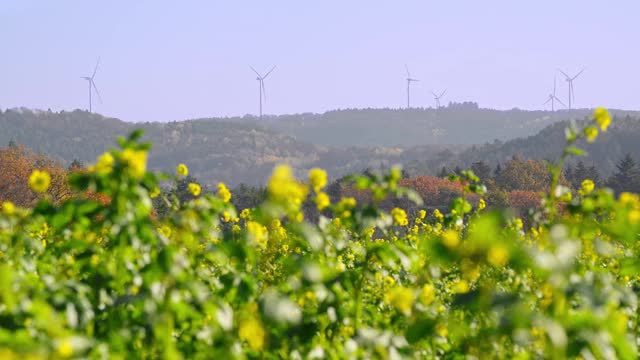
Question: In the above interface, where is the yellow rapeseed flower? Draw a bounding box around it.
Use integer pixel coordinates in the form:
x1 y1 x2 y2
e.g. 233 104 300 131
454 280 470 294
217 182 232 203
240 208 252 220
308 168 328 193
487 245 510 267
56 338 73 358
247 221 268 249
584 126 598 143
1 201 16 216
383 275 395 287
442 230 460 249
120 148 147 179
95 152 114 174
29 170 51 193
267 164 308 216
315 192 330 211
478 198 486 211
619 192 639 205
391 208 409 226
188 183 201 196
593 107 611 131
238 317 266 351
149 187 161 198
418 209 426 220
580 179 595 196
420 284 436 305
385 286 415 314
158 225 172 238
176 163 189 177
434 209 444 222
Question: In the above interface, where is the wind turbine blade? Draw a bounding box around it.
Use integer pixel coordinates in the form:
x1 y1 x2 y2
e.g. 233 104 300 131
543 97 551 105
91 57 101 79
249 66 261 77
554 96 566 107
557 69 570 79
440 89 447 98
91 80 103 104
263 66 276 79
431 91 438 98
261 81 267 102
571 69 584 80
405 64 410 77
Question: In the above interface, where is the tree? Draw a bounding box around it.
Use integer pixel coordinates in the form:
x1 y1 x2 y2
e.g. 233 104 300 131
69 159 85 171
493 163 502 179
495 158 555 192
586 164 603 187
232 183 266 212
0 144 71 206
438 167 448 178
572 161 589 189
607 154 640 194
470 161 492 182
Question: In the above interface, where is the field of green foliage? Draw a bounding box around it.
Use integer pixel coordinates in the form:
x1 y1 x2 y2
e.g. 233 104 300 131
1 108 639 359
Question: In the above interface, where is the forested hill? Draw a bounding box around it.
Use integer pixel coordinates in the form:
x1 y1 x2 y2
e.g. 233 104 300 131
420 114 640 176
256 106 640 147
3 107 640 186
0 108 319 186
0 108 455 186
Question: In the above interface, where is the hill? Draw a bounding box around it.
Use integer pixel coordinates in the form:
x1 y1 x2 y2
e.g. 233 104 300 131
256 105 640 147
3 107 640 186
414 113 640 177
0 108 456 186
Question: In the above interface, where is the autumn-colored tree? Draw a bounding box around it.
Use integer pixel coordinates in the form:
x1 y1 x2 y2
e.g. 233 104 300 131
399 175 481 206
0 144 71 207
508 190 541 211
496 158 557 192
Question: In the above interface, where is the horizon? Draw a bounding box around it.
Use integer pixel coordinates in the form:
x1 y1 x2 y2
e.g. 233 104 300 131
3 104 636 125
2 1 639 122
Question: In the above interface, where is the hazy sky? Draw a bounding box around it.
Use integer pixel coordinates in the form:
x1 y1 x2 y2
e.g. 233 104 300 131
1 1 638 122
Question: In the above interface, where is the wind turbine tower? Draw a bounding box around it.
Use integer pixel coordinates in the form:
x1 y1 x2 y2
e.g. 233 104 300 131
81 58 102 112
431 89 447 109
250 65 276 120
405 65 419 108
558 68 584 110
543 75 565 111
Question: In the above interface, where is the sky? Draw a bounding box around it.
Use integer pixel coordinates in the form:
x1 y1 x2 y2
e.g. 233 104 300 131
1 1 638 122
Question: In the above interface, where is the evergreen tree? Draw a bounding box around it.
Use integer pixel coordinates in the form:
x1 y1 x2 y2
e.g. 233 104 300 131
493 163 502 178
607 154 640 194
586 164 602 187
68 159 84 171
564 163 575 188
470 161 492 181
572 161 589 189
438 166 448 178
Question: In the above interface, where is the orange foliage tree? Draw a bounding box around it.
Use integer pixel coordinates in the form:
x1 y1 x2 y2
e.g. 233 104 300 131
0 144 71 207
507 190 541 211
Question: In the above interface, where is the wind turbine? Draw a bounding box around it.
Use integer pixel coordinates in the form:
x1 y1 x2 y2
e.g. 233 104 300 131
81 58 102 112
250 65 276 120
431 89 447 109
405 65 419 108
543 75 566 111
557 68 584 110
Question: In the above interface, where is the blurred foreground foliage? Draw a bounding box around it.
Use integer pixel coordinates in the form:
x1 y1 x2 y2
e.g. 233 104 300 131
1 110 640 359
